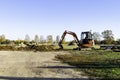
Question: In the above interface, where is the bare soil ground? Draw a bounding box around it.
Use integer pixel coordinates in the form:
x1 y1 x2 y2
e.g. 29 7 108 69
0 51 88 80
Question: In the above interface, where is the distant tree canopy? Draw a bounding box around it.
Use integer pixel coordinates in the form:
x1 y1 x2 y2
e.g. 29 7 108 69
15 39 23 44
0 34 6 44
25 34 30 43
92 32 101 44
40 35 44 43
47 35 53 44
116 39 120 44
56 35 60 43
101 30 114 44
34 35 40 44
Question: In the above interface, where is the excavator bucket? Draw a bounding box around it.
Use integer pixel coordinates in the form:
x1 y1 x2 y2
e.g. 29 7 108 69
58 30 80 49
58 42 63 49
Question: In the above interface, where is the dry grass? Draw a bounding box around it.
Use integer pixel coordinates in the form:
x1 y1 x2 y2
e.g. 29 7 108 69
0 45 54 51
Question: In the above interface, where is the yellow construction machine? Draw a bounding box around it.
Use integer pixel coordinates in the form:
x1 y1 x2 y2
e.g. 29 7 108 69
58 30 94 50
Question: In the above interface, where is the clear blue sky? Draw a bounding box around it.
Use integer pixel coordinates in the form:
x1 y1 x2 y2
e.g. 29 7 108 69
0 0 120 40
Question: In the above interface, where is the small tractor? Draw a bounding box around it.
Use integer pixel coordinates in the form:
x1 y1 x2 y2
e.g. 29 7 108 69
58 30 94 50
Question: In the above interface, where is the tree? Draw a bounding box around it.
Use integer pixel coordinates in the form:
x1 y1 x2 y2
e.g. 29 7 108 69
116 39 120 44
0 34 6 44
15 39 23 44
25 34 30 43
92 32 101 44
101 30 114 44
40 35 44 44
47 35 53 44
34 35 40 45
5 39 11 44
56 35 60 43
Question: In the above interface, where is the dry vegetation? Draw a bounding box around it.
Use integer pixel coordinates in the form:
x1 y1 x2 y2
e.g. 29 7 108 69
0 45 54 51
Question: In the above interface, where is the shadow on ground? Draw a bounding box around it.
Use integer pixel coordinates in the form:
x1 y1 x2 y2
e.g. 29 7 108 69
0 76 118 80
37 62 120 69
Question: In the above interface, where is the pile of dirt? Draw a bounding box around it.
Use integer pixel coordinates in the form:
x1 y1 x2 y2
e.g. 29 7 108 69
0 45 54 51
28 45 54 51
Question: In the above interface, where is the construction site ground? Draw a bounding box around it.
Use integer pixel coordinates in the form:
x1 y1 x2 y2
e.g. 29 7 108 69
0 51 88 80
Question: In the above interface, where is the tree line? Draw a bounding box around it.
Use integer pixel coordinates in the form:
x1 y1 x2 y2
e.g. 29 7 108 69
0 34 60 45
0 29 120 45
93 30 116 44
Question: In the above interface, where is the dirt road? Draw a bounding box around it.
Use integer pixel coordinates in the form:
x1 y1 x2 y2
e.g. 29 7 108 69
0 51 88 80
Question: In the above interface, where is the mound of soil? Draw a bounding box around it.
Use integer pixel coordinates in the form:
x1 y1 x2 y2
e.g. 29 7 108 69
29 45 54 51
0 45 54 51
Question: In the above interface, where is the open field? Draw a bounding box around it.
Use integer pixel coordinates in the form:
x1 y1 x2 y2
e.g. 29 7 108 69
0 44 120 80
0 51 88 80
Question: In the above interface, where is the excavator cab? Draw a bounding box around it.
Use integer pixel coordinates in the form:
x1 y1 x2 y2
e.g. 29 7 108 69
81 31 93 48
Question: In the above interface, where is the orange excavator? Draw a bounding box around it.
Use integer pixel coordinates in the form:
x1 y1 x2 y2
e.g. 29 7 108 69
58 30 94 50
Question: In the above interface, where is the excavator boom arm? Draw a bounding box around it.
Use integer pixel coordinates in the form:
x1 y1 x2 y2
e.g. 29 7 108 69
58 30 80 49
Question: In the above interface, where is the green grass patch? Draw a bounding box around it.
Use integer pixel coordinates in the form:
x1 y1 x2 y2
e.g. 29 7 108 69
55 50 120 78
